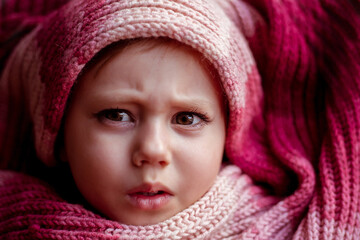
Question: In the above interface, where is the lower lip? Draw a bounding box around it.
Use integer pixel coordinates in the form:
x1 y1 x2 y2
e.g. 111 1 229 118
126 193 172 210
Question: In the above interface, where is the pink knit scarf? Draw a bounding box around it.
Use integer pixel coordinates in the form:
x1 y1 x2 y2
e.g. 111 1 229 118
0 165 280 239
0 0 360 239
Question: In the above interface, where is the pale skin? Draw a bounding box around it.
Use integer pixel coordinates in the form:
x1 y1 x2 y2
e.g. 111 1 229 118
63 39 226 225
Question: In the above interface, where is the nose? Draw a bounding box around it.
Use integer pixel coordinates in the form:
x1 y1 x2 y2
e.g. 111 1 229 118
132 120 170 167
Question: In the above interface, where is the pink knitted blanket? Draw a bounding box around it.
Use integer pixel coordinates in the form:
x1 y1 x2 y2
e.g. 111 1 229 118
0 0 360 239
0 166 280 239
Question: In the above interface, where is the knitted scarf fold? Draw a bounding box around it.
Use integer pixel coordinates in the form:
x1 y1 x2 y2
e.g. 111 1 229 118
0 165 279 239
0 0 360 239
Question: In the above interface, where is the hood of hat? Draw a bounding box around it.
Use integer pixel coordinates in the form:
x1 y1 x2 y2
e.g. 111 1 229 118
13 0 261 165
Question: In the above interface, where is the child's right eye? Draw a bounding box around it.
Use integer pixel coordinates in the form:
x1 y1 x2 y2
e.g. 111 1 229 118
96 109 133 122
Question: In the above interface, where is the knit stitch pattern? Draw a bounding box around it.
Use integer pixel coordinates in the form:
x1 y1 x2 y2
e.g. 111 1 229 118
0 0 360 239
0 166 278 239
0 0 283 188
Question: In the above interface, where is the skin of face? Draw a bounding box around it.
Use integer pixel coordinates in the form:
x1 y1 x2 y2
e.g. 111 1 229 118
63 40 226 225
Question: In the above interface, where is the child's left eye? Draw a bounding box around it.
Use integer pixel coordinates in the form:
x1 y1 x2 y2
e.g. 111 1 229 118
174 113 199 125
172 112 209 126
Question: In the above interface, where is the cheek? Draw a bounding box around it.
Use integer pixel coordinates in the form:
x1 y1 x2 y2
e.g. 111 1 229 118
173 126 225 192
64 115 132 189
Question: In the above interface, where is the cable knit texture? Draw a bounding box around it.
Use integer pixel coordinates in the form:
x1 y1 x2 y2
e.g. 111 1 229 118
0 0 360 239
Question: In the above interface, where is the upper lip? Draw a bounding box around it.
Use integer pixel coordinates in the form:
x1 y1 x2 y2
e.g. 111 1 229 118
127 183 173 195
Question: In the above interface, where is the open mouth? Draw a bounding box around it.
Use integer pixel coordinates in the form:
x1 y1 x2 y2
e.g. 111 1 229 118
135 191 166 196
127 183 173 196
127 184 173 210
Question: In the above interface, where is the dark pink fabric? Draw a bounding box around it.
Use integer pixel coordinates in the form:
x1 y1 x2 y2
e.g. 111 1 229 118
0 0 359 239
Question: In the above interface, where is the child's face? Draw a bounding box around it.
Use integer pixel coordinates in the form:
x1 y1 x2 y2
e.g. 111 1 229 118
63 40 226 225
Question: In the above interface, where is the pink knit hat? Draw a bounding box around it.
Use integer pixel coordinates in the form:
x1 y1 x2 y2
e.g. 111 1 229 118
1 0 287 188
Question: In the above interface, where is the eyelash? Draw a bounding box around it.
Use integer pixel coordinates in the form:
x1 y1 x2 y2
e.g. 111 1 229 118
94 108 211 126
179 111 210 123
95 108 134 123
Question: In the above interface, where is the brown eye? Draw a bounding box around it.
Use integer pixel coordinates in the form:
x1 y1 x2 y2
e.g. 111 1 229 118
101 109 132 122
174 112 200 125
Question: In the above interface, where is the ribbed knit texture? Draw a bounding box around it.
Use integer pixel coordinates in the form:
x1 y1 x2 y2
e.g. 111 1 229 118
0 165 279 239
0 0 70 73
0 0 359 239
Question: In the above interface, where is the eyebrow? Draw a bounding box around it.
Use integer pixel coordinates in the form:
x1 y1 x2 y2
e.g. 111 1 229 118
88 91 215 110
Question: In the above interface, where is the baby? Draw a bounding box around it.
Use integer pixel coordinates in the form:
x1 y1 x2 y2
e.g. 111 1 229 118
1 0 276 238
63 38 227 225
1 0 359 239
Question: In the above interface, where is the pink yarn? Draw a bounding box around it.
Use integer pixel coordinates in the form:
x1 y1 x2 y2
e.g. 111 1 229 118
0 0 359 239
0 166 280 239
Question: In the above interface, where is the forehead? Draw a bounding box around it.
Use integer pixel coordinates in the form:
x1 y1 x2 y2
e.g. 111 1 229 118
79 38 222 89
70 38 226 113
81 38 217 81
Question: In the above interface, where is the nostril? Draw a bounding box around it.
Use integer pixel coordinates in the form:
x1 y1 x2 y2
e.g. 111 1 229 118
132 158 169 167
132 145 171 167
159 160 169 167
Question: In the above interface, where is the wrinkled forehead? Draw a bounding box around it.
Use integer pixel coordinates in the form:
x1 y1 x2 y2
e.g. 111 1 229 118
72 37 227 111
15 0 255 165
